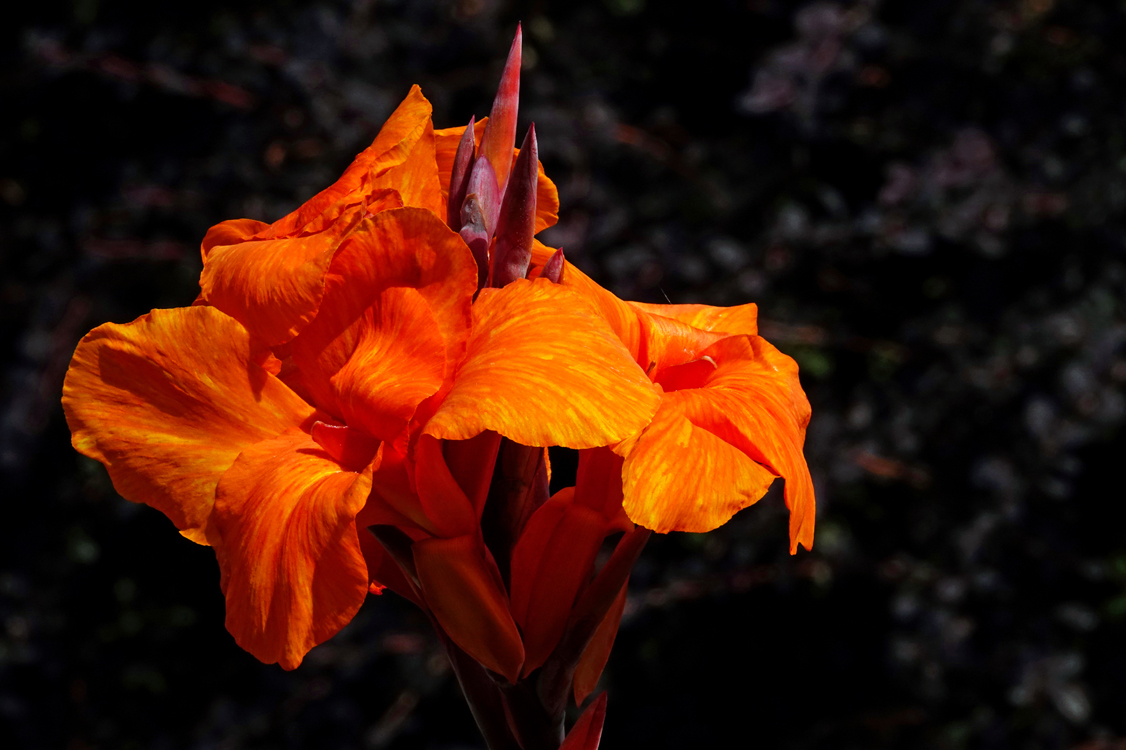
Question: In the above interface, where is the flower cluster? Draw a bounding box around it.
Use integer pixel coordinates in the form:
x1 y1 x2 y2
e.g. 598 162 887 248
62 29 814 749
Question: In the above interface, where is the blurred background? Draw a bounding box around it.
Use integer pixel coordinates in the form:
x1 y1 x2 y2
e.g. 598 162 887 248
3 0 1126 747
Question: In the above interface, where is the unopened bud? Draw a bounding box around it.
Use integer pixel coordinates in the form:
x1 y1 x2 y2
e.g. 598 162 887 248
459 158 501 289
540 248 565 284
447 115 477 230
478 24 521 197
490 125 539 287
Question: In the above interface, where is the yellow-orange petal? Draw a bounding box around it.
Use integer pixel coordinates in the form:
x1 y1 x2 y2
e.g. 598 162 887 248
200 218 270 260
634 311 727 376
529 241 643 359
424 278 660 449
629 300 759 337
621 397 777 534
62 306 317 545
413 534 525 682
211 428 375 670
435 119 560 234
622 334 815 552
290 208 476 415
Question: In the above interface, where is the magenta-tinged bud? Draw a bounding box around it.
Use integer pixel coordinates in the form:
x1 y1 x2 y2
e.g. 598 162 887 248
478 25 521 197
447 115 477 230
459 157 501 289
540 248 565 284
490 125 539 288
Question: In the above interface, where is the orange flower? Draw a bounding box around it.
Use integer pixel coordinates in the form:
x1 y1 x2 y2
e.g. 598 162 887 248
62 25 815 750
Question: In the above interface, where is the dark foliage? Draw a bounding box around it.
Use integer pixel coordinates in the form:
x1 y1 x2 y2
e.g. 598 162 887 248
2 0 1125 748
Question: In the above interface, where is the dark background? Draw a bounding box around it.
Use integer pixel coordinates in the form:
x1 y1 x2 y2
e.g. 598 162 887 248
3 0 1126 747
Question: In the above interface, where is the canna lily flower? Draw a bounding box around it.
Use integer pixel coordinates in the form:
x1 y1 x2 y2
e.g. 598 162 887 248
62 25 814 750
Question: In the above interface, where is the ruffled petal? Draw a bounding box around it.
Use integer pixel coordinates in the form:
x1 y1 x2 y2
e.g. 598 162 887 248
424 278 660 449
269 84 434 237
198 86 438 346
289 208 476 419
62 306 316 545
622 335 815 552
211 428 375 670
367 118 443 217
621 397 776 535
199 206 368 347
328 287 447 441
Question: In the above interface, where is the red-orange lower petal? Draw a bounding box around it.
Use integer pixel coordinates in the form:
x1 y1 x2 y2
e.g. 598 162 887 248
211 428 376 670
412 534 524 682
62 306 316 544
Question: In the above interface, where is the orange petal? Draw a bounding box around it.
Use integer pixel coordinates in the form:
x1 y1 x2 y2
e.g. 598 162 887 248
199 218 270 260
635 311 728 375
290 208 476 415
198 86 437 346
510 488 609 675
328 286 447 441
269 84 435 237
622 335 815 552
211 428 375 670
621 400 776 535
200 204 368 347
629 300 758 336
413 535 525 682
62 306 316 544
436 119 560 234
530 241 643 359
367 117 443 217
573 582 627 706
424 278 659 449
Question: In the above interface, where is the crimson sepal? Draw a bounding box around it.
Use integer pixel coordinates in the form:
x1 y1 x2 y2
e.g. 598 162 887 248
560 693 607 750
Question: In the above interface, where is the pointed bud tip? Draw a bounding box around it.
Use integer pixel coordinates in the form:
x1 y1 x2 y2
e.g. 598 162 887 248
541 248 565 284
